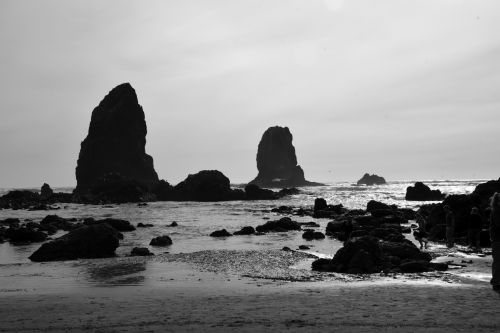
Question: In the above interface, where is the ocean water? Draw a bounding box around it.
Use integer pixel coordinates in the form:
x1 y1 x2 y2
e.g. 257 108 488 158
0 180 484 290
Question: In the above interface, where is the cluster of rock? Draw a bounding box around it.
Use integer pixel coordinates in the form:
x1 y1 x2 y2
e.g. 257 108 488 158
209 217 325 240
0 184 72 210
356 173 386 186
405 182 445 201
312 236 446 274
417 178 500 247
0 212 174 261
248 126 322 188
311 199 445 274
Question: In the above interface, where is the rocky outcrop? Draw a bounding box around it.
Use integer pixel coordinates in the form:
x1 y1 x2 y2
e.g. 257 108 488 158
233 226 256 235
210 229 232 237
357 173 386 186
150 235 172 246
29 224 121 262
131 247 154 256
40 183 53 199
311 236 441 274
405 182 444 201
173 170 245 201
249 126 321 188
74 83 159 198
255 217 302 233
302 229 325 240
0 187 72 210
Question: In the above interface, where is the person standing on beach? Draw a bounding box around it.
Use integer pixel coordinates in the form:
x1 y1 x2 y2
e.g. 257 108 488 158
489 193 500 291
444 205 455 248
468 207 482 250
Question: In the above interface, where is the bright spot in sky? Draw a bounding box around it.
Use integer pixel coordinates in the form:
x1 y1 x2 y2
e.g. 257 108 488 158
324 0 345 12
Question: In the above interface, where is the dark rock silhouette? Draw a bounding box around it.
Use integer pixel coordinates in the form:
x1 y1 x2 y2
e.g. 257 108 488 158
405 182 444 201
210 229 232 237
312 197 344 218
29 224 121 262
302 229 325 240
5 227 47 243
366 200 392 212
79 173 149 204
312 236 440 274
249 126 321 188
233 226 256 235
357 173 386 186
74 83 159 197
255 217 301 233
131 247 154 256
472 178 500 207
150 235 172 246
40 183 53 199
173 170 245 201
152 180 175 201
244 184 277 200
40 215 78 231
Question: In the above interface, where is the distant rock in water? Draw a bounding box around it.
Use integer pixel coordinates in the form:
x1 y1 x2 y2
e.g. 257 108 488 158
357 173 386 186
249 126 321 188
173 170 245 201
40 183 53 199
405 182 444 201
74 83 159 197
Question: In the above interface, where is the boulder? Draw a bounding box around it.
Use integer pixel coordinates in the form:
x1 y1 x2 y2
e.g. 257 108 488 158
169 221 178 227
405 182 444 201
173 170 244 201
0 190 40 209
472 178 500 203
366 200 392 212
40 215 75 231
380 240 432 262
312 236 383 273
233 226 256 235
302 230 325 240
29 224 121 262
74 83 159 198
131 247 154 256
149 235 172 246
137 222 153 228
6 227 47 243
314 198 328 211
248 126 321 188
0 218 20 228
357 173 386 186
210 229 232 237
40 183 54 199
255 217 302 233
244 184 277 200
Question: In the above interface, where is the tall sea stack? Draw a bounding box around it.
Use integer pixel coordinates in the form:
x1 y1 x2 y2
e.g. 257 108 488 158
74 83 159 194
249 126 321 188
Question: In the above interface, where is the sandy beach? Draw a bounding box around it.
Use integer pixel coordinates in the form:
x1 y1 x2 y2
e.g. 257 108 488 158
1 248 499 333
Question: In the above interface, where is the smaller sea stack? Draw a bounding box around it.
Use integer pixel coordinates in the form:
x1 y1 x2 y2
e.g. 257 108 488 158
249 126 321 188
357 173 386 186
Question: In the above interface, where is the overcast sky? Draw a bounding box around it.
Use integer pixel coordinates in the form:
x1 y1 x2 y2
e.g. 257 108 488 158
1 0 499 187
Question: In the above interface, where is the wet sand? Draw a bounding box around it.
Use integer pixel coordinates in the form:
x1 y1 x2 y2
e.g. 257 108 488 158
1 249 499 332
